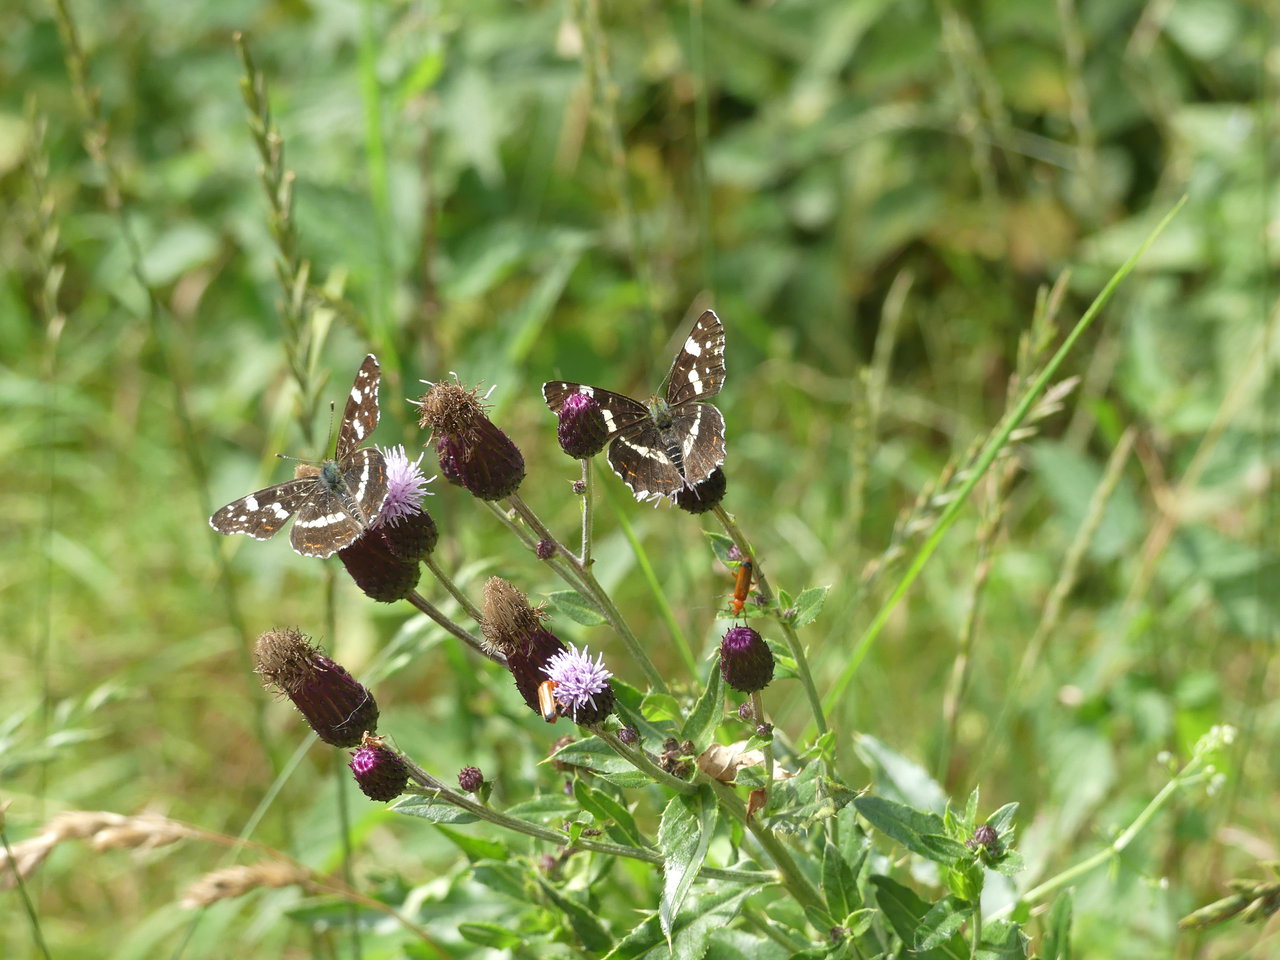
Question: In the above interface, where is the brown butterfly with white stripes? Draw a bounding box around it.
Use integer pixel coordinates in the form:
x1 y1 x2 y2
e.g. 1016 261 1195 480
209 354 389 557
542 310 727 503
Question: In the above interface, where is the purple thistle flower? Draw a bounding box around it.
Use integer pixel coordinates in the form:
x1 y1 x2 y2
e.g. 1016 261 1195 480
374 445 435 527
719 625 774 693
542 643 615 725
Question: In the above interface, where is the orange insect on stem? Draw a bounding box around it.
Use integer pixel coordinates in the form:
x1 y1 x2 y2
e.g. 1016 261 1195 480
537 679 562 723
728 559 753 618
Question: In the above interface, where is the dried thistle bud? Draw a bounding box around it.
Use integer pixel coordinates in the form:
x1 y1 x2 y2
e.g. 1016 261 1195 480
417 381 524 500
555 391 609 458
349 734 409 801
255 629 378 747
719 625 774 693
338 530 421 602
675 466 726 514
457 766 485 793
480 577 548 657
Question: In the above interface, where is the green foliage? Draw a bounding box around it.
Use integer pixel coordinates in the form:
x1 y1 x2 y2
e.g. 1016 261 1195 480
2 0 1274 956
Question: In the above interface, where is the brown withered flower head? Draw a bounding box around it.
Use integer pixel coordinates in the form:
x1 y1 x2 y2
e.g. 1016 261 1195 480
416 380 525 500
255 629 378 747
481 577 566 716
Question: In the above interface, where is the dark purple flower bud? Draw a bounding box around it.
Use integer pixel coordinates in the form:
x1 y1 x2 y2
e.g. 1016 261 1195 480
727 544 744 563
349 734 409 801
617 726 639 745
535 539 556 560
755 722 773 740
719 625 775 693
555 391 609 459
458 766 485 793
675 467 726 514
254 629 378 747
380 510 438 563
572 480 587 495
339 530 421 602
968 823 1001 856
418 381 524 500
738 702 755 722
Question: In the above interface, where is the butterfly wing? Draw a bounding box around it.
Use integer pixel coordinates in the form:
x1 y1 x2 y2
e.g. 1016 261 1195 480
344 446 389 526
290 494 363 558
607 421 685 503
666 402 725 485
209 479 316 541
664 310 726 407
542 381 651 439
335 354 382 461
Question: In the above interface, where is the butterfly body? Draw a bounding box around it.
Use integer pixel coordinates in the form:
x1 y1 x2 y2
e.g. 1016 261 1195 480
543 311 727 503
210 355 388 558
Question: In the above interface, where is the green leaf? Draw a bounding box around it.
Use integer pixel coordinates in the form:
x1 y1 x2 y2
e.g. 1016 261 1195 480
434 824 507 861
680 660 725 748
916 896 969 951
992 849 1026 877
1041 890 1073 960
919 833 970 864
607 884 759 960
535 875 613 953
854 734 948 813
545 589 608 626
391 794 479 824
575 780 646 848
870 876 966 960
704 532 738 566
822 841 856 919
987 802 1018 836
658 789 718 941
854 795 946 859
790 586 829 626
457 922 523 949
976 919 1030 959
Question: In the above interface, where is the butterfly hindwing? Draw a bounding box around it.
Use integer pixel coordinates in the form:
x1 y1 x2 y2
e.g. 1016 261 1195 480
542 382 651 439
607 421 684 502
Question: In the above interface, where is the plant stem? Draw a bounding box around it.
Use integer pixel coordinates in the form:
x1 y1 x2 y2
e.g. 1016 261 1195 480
713 505 827 736
580 458 594 567
751 690 775 795
423 554 483 624
404 591 497 662
593 726 696 794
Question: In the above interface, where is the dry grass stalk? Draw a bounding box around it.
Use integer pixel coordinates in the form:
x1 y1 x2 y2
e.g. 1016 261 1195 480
181 861 314 909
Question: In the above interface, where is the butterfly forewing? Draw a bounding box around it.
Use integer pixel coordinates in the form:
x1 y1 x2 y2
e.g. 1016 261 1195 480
542 382 651 439
210 354 387 556
336 354 382 459
664 310 725 407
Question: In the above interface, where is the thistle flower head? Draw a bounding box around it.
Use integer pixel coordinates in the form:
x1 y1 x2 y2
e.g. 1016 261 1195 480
338 531 421 601
480 577 548 657
675 467 727 514
375 445 435 527
458 766 485 793
542 643 615 725
349 734 409 801
555 391 609 459
255 629 378 747
416 380 524 500
719 625 774 693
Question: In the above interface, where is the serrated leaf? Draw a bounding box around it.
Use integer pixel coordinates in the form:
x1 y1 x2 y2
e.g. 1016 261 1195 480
790 586 829 626
607 884 759 960
680 661 724 749
658 789 718 941
870 876 967 960
987 802 1018 835
1041 890 1073 960
471 862 527 899
504 794 579 819
822 841 856 919
545 589 608 626
965 788 980 826
920 833 970 864
535 875 613 953
992 849 1025 877
457 922 523 948
917 896 970 951
854 734 948 813
705 532 738 566
976 919 1029 959
575 780 646 848
854 795 946 859
434 824 508 861
392 794 479 824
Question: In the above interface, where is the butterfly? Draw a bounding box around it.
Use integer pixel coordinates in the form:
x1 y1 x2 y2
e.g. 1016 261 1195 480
209 354 389 558
542 310 727 503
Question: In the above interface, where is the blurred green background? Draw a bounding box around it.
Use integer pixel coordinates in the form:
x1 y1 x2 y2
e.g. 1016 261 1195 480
3 0 1277 956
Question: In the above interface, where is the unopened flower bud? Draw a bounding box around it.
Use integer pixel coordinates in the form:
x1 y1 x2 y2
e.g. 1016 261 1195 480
457 766 485 793
555 392 609 459
719 625 774 693
675 467 726 514
339 531 421 602
349 734 408 801
255 629 378 747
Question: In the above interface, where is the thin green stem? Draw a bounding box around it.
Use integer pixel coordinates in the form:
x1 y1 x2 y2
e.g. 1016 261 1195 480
399 759 769 884
713 505 827 736
593 726 696 794
969 899 982 957
580 458 594 567
1 825 52 959
817 197 1189 731
404 591 495 661
423 554 483 623
750 691 775 795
